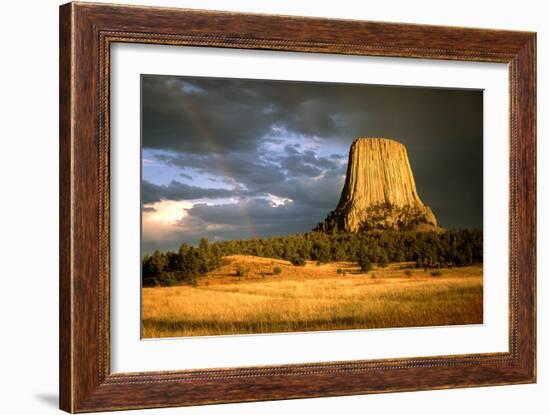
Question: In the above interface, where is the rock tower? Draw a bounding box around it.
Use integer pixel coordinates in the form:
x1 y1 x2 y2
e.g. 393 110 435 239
316 138 439 233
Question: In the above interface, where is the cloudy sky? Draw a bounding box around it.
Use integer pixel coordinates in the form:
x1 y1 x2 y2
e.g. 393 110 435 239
141 75 483 252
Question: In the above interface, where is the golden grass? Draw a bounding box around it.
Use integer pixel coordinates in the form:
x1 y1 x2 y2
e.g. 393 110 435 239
142 255 483 338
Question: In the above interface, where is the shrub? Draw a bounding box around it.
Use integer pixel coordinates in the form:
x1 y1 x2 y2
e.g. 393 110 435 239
157 272 179 287
190 278 198 287
236 265 249 277
336 268 343 274
404 270 413 276
377 254 389 268
316 260 322 266
371 273 377 279
273 266 282 275
430 270 443 277
357 251 372 273
290 256 306 266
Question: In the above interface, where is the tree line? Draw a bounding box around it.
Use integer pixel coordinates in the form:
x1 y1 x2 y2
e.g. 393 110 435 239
315 203 433 232
142 238 223 287
142 229 482 287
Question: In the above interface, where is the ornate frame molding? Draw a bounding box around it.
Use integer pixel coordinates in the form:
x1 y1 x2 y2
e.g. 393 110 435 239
60 2 536 412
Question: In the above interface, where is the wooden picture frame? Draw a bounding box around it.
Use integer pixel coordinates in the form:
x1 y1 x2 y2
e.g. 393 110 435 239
59 2 536 412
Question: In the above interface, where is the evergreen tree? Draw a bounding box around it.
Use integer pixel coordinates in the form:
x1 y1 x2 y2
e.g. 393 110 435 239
184 248 200 277
357 247 372 273
197 238 211 273
377 252 389 268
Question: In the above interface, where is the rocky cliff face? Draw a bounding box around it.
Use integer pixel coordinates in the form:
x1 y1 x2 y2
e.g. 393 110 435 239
316 138 439 233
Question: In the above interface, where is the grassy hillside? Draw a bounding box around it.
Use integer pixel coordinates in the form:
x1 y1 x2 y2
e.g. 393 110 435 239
142 255 483 338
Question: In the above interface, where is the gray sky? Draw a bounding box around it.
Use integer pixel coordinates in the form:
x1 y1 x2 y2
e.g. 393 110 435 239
141 75 483 252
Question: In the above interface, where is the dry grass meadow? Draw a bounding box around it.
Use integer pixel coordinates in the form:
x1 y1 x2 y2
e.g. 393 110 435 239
142 255 483 338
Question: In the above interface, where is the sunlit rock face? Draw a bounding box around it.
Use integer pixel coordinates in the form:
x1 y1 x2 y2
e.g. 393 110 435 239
316 138 439 233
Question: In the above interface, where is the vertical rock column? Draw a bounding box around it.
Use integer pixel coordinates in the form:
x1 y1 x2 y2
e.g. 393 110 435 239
332 138 438 232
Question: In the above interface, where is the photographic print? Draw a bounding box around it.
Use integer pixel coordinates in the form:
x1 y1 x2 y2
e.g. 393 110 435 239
141 75 483 339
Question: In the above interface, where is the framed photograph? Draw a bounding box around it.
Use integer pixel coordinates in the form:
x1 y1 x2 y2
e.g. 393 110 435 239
59 2 536 412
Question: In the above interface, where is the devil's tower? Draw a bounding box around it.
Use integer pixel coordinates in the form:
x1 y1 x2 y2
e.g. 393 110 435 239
316 138 439 233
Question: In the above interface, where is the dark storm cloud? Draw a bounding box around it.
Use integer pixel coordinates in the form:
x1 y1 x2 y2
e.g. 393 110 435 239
142 74 483 249
278 145 340 177
143 76 482 158
153 145 345 206
186 198 330 240
154 152 287 189
142 179 237 204
142 198 333 252
189 199 306 227
279 150 336 178
266 170 346 212
141 76 353 154
142 77 279 154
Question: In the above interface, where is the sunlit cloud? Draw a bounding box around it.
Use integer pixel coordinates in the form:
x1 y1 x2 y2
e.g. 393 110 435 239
143 200 192 225
265 193 292 207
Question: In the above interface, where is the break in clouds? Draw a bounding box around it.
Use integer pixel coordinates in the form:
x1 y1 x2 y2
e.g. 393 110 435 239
142 75 483 252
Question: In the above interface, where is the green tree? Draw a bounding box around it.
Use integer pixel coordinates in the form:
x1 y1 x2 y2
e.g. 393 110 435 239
142 250 168 286
290 256 306 266
313 238 331 263
377 252 389 268
357 247 372 273
198 238 211 273
176 243 190 270
184 248 200 277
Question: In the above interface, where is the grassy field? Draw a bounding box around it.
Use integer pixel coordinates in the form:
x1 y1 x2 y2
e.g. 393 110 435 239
142 255 483 338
